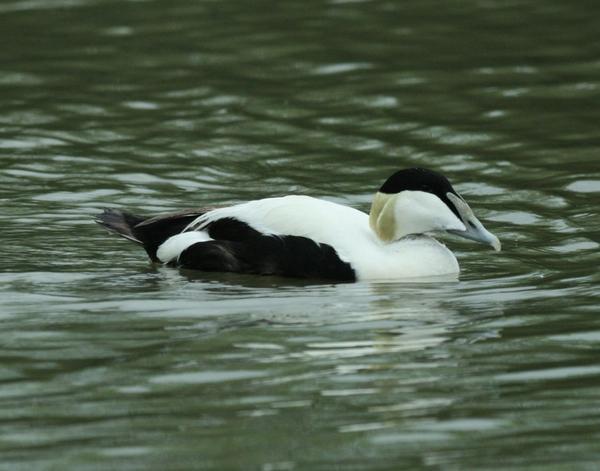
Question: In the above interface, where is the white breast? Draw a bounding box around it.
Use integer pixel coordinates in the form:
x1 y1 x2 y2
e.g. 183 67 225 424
350 236 459 281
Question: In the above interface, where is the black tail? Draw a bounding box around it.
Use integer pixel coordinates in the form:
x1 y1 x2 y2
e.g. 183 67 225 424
96 207 208 262
95 209 145 244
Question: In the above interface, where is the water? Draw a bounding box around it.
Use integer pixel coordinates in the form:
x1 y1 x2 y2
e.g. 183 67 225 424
2 0 600 469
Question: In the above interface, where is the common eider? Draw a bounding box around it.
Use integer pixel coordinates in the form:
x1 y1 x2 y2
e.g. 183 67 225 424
96 168 500 281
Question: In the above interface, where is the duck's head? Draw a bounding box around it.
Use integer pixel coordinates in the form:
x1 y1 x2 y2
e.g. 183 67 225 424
369 168 501 251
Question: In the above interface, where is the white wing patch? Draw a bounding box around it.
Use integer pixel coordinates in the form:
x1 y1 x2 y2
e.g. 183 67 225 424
157 231 212 263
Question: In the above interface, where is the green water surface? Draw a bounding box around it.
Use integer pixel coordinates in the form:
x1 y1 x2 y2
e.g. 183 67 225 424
2 0 600 469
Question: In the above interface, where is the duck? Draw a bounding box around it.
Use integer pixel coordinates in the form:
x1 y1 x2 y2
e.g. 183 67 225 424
96 167 500 282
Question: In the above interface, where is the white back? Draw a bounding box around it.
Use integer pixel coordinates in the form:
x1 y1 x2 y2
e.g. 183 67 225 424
186 195 371 247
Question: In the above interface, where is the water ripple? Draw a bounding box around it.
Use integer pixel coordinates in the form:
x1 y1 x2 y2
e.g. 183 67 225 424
1 0 600 469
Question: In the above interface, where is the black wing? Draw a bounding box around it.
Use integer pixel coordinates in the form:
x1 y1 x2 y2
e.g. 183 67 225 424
178 218 356 282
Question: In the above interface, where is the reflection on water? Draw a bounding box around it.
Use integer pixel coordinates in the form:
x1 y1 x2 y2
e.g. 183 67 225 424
1 0 600 469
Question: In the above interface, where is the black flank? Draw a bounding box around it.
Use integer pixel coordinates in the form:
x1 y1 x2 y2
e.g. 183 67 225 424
204 217 264 241
178 234 356 282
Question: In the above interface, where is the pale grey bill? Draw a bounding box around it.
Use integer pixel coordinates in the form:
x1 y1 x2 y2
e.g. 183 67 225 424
446 192 501 251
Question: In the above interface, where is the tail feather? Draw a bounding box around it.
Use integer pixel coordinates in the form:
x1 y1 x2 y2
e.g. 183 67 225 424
95 209 145 244
96 207 209 262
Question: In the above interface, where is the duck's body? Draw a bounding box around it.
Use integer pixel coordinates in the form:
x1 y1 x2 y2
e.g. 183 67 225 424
97 168 499 282
155 195 459 280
